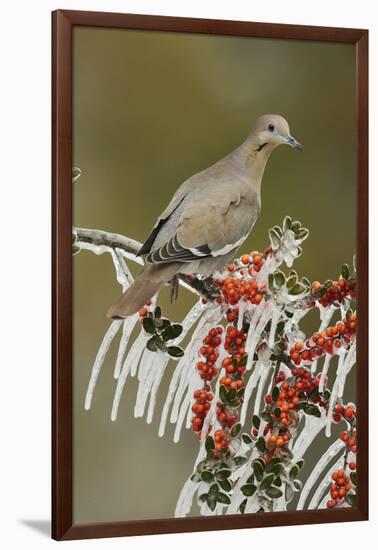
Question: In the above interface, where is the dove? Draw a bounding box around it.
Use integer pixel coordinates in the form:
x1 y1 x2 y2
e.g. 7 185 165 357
107 114 302 318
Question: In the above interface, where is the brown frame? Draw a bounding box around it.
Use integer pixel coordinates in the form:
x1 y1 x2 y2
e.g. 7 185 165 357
52 9 369 541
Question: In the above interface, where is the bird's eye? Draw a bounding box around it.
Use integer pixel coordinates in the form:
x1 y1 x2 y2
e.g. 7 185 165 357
268 124 275 132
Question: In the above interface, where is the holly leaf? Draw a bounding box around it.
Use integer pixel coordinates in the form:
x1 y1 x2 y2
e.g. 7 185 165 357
143 317 156 334
241 484 257 497
167 346 184 358
265 486 283 499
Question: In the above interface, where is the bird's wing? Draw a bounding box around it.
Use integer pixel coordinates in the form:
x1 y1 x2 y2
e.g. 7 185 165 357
137 192 187 257
144 184 260 265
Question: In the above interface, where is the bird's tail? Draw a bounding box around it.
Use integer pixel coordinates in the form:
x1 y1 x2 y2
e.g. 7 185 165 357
107 264 178 319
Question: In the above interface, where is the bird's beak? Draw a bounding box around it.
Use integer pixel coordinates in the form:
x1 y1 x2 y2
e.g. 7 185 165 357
285 135 303 151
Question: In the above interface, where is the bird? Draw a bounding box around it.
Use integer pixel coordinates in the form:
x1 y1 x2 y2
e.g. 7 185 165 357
107 114 303 319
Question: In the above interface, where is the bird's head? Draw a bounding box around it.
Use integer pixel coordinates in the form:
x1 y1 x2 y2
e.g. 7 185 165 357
250 114 303 153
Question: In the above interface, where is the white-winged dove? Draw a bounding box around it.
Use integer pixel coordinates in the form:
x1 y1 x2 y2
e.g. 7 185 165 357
108 114 302 318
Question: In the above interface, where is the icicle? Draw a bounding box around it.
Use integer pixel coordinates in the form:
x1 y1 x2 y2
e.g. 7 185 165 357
110 249 132 289
308 454 345 510
318 304 337 332
268 308 281 349
253 362 272 416
110 331 148 421
245 302 272 371
134 349 162 417
297 439 344 510
318 354 332 393
113 314 138 379
325 341 356 437
237 300 247 331
240 361 263 425
292 414 326 460
158 303 209 437
146 356 170 423
84 320 122 410
175 479 200 518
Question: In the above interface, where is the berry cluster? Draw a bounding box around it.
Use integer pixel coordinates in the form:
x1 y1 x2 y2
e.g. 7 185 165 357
214 277 265 307
289 313 357 366
197 327 223 382
191 386 213 434
213 429 229 453
326 403 357 508
311 278 356 308
255 366 328 463
191 327 223 435
327 469 353 508
216 326 247 432
226 250 268 275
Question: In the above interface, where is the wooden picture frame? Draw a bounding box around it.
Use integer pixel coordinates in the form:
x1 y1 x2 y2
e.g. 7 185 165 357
52 9 368 541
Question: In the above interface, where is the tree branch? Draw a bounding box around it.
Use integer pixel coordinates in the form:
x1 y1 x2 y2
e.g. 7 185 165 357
73 226 217 299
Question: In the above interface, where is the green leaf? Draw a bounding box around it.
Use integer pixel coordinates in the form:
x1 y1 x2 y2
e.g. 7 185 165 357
291 220 301 232
162 325 175 341
234 456 247 466
274 271 286 288
341 264 350 279
216 469 231 481
296 401 308 411
205 436 214 452
350 472 357 485
219 385 228 402
292 479 302 491
231 423 241 438
207 495 217 511
256 437 266 453
296 459 305 471
217 492 231 505
209 483 219 494
269 228 281 250
288 283 307 296
289 465 300 480
265 486 283 499
219 479 232 492
198 493 208 503
272 386 279 401
239 499 247 514
167 346 184 358
260 473 275 490
241 484 257 497
296 228 309 240
253 461 264 482
143 317 156 334
238 354 248 366
285 483 294 502
242 433 252 445
304 403 321 417
271 463 284 476
201 471 214 483
155 338 167 352
154 306 161 318
146 336 159 352
286 274 297 288
273 476 282 487
273 407 282 417
252 415 260 430
261 411 272 422
227 388 237 402
171 323 183 338
346 493 357 507
283 216 292 231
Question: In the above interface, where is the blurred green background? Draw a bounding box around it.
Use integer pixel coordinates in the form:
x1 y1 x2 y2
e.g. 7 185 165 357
73 27 356 523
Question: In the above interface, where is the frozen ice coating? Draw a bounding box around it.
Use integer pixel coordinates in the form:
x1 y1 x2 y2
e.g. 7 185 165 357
75 214 357 517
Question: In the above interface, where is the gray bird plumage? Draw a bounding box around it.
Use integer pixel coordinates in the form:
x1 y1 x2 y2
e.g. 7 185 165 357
107 114 302 318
